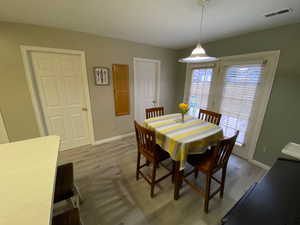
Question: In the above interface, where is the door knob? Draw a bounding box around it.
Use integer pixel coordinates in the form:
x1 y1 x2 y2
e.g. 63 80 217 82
82 107 88 111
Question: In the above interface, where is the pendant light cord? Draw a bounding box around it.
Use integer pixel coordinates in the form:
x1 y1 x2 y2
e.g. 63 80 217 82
199 1 206 43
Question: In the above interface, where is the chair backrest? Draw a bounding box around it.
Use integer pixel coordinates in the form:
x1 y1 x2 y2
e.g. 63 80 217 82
212 131 239 170
145 107 164 119
198 109 222 125
54 163 74 203
134 121 156 158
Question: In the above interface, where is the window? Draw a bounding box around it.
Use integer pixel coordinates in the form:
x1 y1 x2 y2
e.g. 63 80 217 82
219 64 264 144
188 68 213 117
185 52 279 159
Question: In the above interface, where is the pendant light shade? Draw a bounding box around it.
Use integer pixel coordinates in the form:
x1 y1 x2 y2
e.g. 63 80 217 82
179 0 217 63
178 43 217 63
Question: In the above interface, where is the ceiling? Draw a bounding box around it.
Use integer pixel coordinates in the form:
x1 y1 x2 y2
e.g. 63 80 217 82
1 0 300 49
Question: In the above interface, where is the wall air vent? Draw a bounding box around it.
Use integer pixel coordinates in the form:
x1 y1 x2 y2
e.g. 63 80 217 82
265 8 293 18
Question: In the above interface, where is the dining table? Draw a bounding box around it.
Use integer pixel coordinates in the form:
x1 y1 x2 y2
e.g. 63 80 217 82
144 113 223 200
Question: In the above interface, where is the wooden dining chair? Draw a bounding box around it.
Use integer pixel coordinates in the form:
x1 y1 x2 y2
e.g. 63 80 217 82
134 120 174 197
145 107 164 119
183 131 239 213
198 109 222 125
52 208 81 225
54 163 82 208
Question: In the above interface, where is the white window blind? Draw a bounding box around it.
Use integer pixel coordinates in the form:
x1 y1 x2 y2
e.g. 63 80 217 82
219 63 264 144
188 68 213 117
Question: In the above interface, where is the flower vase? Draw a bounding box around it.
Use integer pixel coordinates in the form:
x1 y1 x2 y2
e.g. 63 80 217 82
181 113 185 123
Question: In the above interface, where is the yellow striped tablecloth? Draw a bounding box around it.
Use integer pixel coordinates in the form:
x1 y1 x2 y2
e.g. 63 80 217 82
144 113 223 170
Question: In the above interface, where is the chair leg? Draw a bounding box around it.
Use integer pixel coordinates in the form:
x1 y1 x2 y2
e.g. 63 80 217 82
150 162 157 198
204 173 212 213
220 167 227 198
74 184 84 204
146 160 150 166
179 169 184 189
75 195 80 209
70 196 80 210
194 170 199 179
172 161 175 183
174 161 181 200
136 152 141 181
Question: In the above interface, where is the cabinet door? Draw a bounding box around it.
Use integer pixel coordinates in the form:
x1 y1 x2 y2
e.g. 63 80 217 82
112 64 130 116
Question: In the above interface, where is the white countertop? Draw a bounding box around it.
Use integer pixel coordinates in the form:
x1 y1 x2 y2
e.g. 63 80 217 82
0 136 60 225
282 142 300 160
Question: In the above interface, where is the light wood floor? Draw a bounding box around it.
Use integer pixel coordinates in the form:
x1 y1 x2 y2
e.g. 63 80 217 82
58 136 266 225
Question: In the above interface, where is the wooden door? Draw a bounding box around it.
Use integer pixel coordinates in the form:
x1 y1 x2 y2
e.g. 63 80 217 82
31 52 91 150
112 64 130 116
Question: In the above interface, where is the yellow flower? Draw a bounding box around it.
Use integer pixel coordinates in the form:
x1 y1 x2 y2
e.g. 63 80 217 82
179 103 190 114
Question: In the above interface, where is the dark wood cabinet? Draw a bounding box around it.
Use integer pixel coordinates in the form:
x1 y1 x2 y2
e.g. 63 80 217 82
222 158 300 225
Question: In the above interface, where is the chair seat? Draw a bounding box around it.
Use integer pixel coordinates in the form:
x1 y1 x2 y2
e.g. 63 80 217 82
140 144 170 162
156 144 171 162
187 151 215 173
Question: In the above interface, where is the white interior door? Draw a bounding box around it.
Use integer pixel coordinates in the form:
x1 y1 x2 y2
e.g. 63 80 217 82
0 111 9 144
134 58 160 123
31 52 90 150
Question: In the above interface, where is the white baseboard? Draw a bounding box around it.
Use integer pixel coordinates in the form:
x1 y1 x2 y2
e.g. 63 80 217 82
93 132 135 146
249 159 271 170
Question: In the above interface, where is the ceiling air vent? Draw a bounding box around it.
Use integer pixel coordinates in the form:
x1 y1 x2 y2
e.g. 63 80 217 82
265 8 293 18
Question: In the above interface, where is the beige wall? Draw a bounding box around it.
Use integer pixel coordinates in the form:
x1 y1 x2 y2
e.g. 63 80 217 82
0 22 179 142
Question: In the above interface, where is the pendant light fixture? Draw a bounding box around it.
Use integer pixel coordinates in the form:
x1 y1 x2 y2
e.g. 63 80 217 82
179 0 217 63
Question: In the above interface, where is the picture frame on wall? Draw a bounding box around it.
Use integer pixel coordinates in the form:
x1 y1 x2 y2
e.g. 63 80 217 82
94 67 110 86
